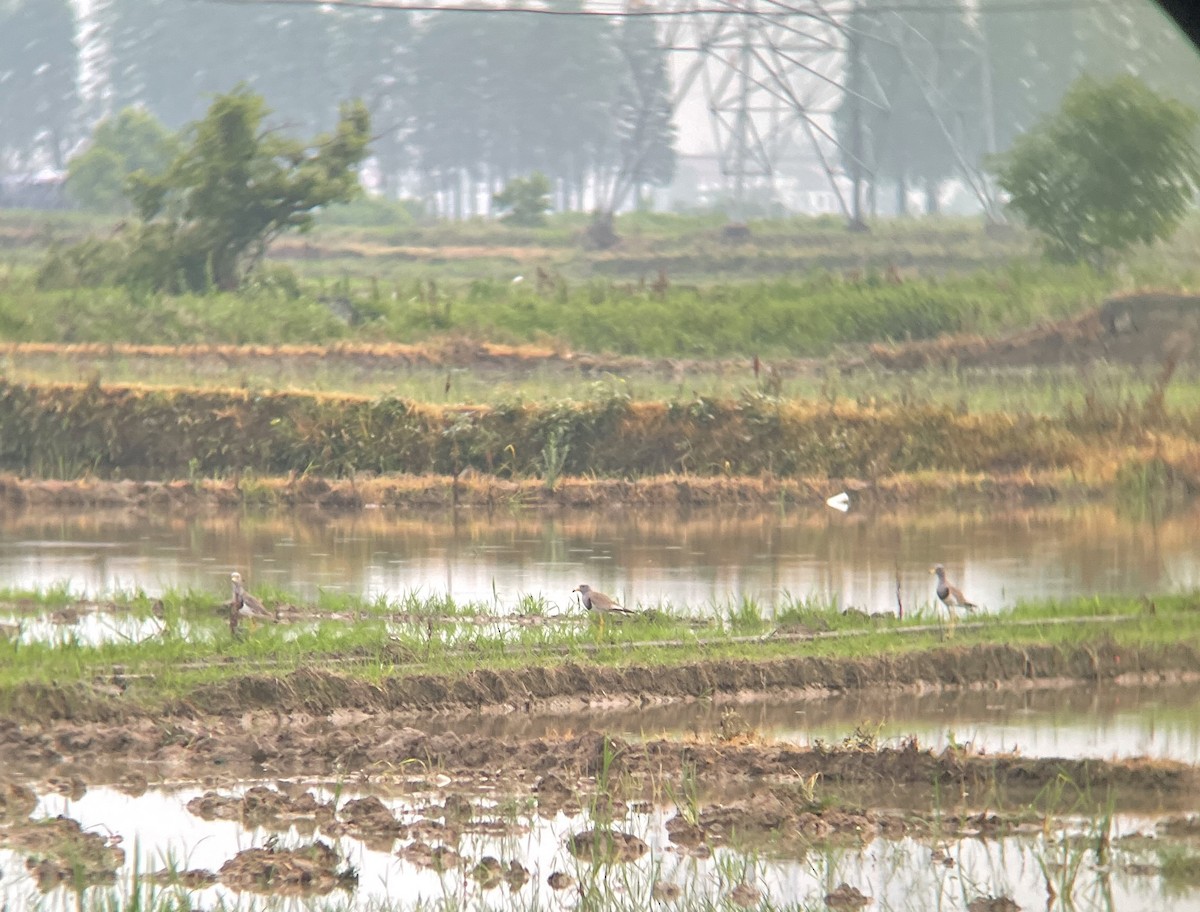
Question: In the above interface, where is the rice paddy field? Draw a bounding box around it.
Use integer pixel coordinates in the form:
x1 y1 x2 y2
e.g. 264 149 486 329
4 207 1200 911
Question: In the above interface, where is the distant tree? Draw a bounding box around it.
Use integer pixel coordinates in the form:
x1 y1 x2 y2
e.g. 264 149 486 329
408 13 491 217
0 0 80 168
515 4 621 209
99 0 241 128
989 75 1200 266
979 0 1077 155
67 108 178 212
246 5 342 137
902 0 980 213
328 8 412 194
833 0 974 216
492 173 551 227
596 15 676 214
99 0 347 137
125 87 370 291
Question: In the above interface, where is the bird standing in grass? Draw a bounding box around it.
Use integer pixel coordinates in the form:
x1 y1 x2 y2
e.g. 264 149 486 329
230 571 276 634
931 564 976 626
573 584 634 635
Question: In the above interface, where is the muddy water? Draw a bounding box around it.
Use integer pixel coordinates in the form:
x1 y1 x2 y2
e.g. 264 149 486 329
0 500 1197 615
4 785 1200 912
427 680 1200 765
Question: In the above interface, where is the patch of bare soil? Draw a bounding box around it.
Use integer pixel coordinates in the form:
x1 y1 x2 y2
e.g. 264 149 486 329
217 840 358 896
173 640 1200 719
0 337 806 383
0 814 125 890
825 883 872 909
0 640 1194 731
567 829 649 862
852 293 1200 371
6 712 1200 816
188 784 335 832
0 468 1079 511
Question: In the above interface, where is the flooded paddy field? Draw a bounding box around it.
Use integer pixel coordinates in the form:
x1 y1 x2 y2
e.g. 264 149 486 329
1 499 1198 615
5 723 1200 912
421 680 1200 765
4 501 1200 910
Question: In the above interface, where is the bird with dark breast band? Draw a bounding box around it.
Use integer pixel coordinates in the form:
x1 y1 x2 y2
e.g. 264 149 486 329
229 571 276 634
573 584 635 635
931 564 977 629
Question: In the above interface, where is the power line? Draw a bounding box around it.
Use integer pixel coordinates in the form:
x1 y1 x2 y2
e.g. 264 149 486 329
194 0 1119 19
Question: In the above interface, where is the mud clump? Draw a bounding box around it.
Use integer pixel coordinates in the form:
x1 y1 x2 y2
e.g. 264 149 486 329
505 860 530 890
188 785 333 832
333 796 407 849
0 780 37 822
679 791 913 849
665 814 706 848
1158 815 1200 837
0 816 125 890
146 868 218 888
440 792 474 824
967 897 1020 912
567 829 649 863
729 882 762 907
470 855 504 888
534 773 579 815
653 881 683 901
825 882 872 909
218 840 357 896
548 871 575 890
398 841 461 870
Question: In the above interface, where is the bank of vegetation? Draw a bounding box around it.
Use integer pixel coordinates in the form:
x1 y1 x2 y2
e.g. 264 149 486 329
6 257 1126 357
0 587 1195 721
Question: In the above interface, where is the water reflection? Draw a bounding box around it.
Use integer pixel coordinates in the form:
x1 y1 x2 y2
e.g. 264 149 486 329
0 501 1196 615
2 785 1198 912
424 681 1200 764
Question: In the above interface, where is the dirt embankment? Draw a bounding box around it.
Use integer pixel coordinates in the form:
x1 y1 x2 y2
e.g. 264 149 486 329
6 714 1199 814
0 468 1075 512
4 641 1200 822
2 640 1193 728
854 293 1200 371
7 293 1195 378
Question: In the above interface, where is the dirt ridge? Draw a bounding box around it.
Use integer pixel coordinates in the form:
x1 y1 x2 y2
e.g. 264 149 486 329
2 640 1189 726
176 639 1175 719
7 717 1198 811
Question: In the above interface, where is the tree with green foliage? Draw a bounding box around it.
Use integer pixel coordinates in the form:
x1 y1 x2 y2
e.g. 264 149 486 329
492 173 552 226
66 108 179 213
989 74 1200 266
125 86 370 292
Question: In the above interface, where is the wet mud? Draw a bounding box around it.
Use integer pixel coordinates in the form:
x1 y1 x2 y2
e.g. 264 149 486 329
5 717 1200 817
216 841 358 896
102 640 1200 721
0 467 1080 511
0 814 125 890
4 637 1200 906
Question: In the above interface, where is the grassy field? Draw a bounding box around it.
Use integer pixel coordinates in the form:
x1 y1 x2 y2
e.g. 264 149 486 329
0 585 1193 713
3 341 1199 419
0 259 1127 356
2 207 1193 357
2 208 1199 499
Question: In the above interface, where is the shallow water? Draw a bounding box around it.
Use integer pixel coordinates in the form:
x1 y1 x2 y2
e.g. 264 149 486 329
2 784 1199 912
426 679 1200 765
0 500 1197 617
